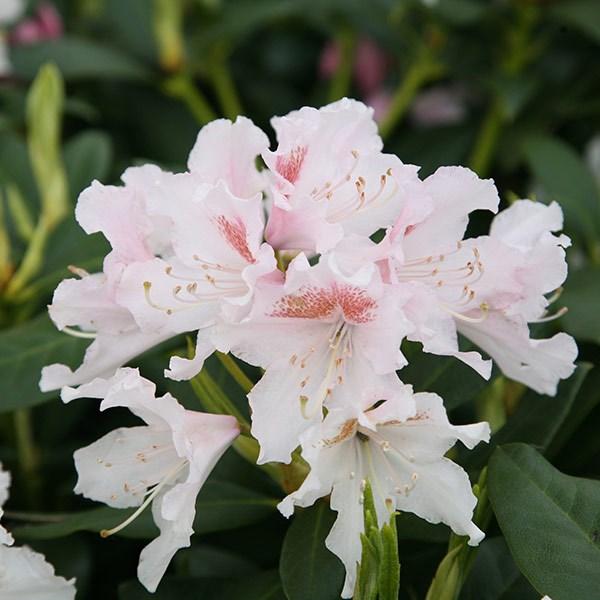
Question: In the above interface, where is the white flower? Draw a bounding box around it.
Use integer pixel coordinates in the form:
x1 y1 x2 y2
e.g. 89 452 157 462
0 464 76 599
41 116 274 395
0 545 76 600
217 251 414 464
68 368 239 592
279 392 489 597
0 463 13 546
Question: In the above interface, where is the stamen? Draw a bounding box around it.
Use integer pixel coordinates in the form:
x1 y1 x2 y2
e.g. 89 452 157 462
62 326 97 339
68 265 89 278
442 302 490 323
100 460 187 538
531 306 568 323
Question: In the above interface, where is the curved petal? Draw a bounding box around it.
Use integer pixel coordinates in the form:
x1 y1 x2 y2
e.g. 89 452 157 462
187 116 269 198
0 545 76 599
458 311 578 395
39 329 173 394
74 426 179 509
403 166 499 259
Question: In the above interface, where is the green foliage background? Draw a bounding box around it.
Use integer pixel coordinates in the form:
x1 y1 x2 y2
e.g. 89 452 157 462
1 0 600 598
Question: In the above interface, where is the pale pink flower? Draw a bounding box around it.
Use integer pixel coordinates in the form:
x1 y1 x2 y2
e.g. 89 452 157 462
365 88 393 123
217 251 414 463
319 37 390 97
0 463 77 598
68 368 239 592
381 168 577 394
279 392 489 597
0 463 13 546
10 2 63 45
41 117 273 394
409 84 468 128
264 98 423 253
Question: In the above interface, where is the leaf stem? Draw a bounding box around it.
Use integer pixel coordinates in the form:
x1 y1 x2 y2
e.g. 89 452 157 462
327 27 356 103
162 73 218 125
14 409 41 509
216 351 254 394
207 43 243 119
379 45 444 140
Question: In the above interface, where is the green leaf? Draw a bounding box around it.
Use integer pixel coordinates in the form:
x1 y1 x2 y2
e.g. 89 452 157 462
559 266 600 345
13 480 278 540
522 135 600 247
11 37 151 81
280 501 345 600
465 364 591 470
118 569 285 600
64 130 113 198
488 444 600 599
0 313 87 412
460 537 538 600
174 544 257 578
550 0 600 45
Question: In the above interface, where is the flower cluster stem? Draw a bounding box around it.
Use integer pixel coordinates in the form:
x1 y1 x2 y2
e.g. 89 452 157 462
162 74 217 126
327 27 356 103
216 351 254 394
14 409 41 509
207 43 243 120
379 44 444 140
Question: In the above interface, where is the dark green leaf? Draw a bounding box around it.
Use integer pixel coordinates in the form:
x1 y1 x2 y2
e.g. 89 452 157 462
118 569 285 600
280 501 344 600
11 37 151 81
522 135 600 245
465 364 591 470
489 444 600 599
460 537 538 600
550 0 600 45
64 130 113 198
0 314 87 412
175 544 257 578
559 266 600 345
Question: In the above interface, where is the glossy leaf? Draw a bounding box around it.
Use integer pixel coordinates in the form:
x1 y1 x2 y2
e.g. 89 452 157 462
460 537 537 600
280 501 345 600
559 266 600 345
464 364 591 470
489 444 600 599
522 135 600 245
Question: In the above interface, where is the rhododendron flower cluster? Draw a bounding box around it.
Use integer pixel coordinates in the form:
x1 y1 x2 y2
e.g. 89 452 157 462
41 99 577 595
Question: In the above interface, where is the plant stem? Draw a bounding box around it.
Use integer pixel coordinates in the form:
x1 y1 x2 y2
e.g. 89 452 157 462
328 28 356 102
5 214 51 299
216 351 254 394
379 48 443 140
468 97 504 178
14 409 40 508
162 73 217 125
207 44 243 119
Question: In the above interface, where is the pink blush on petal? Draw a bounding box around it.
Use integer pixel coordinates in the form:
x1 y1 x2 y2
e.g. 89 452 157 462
275 146 307 185
215 215 255 263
